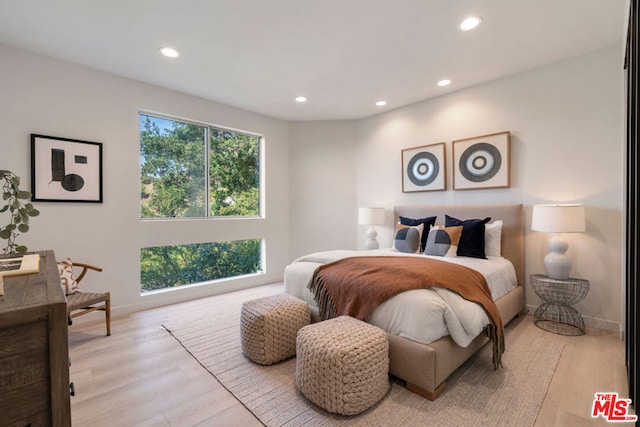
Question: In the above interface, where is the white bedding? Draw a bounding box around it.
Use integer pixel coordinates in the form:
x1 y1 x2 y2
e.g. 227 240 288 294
284 249 517 347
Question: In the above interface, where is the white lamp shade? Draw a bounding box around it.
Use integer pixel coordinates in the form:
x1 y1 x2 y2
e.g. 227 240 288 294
358 207 385 225
531 204 585 233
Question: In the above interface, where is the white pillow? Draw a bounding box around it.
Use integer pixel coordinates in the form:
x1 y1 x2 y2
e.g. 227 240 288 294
485 220 503 257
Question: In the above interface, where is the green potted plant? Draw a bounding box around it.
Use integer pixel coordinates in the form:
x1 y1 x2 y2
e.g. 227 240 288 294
0 170 40 254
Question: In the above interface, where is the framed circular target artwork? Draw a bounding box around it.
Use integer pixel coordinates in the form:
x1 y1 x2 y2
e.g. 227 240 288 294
401 142 446 192
452 131 510 190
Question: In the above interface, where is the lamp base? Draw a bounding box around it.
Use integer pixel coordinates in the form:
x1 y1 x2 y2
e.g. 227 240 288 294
364 227 379 250
544 234 571 280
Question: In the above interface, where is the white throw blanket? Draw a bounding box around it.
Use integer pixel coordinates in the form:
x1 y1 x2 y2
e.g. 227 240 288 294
284 249 517 347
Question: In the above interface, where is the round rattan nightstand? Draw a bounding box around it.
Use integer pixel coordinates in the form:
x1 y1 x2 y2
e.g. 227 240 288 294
530 274 589 336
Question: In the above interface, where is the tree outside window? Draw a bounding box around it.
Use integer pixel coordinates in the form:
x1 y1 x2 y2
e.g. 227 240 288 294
140 114 261 218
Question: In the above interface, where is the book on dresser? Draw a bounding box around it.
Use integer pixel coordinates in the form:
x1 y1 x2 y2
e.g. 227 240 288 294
0 250 72 427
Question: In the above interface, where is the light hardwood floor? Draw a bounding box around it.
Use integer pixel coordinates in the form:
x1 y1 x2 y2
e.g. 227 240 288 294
69 283 633 426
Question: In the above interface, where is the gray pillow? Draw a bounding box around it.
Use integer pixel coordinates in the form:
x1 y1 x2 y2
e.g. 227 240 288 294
393 226 421 253
424 225 463 257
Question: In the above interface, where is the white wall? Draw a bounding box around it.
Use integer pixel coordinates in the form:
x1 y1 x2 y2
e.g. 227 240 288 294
288 121 358 260
0 44 291 314
290 45 624 331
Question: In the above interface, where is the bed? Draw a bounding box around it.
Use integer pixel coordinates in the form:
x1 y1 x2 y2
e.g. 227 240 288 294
284 204 525 400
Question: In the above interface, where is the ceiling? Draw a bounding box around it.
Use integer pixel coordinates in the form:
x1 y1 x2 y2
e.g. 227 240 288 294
0 1 627 121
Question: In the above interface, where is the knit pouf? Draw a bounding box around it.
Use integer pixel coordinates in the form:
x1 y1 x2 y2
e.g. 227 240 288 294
240 294 310 365
296 316 389 415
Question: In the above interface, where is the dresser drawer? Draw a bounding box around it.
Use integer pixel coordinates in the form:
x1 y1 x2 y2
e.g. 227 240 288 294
0 380 50 425
0 321 48 358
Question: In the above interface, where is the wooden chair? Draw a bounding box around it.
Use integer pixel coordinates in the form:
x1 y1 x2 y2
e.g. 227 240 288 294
65 262 111 336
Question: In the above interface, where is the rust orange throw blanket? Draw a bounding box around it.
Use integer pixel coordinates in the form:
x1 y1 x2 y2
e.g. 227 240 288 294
308 256 505 368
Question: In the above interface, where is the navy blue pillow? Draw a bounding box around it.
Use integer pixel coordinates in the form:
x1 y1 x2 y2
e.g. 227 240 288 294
399 215 437 251
444 215 491 259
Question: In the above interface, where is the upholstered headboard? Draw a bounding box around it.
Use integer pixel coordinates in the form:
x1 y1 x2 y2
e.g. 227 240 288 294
394 204 524 286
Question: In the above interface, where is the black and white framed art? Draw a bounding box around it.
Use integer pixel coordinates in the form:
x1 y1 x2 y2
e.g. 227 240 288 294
452 131 510 190
31 134 103 203
401 142 446 192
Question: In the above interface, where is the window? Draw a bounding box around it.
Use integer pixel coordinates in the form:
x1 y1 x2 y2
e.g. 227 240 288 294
140 113 261 218
139 113 263 292
209 128 261 216
140 240 262 292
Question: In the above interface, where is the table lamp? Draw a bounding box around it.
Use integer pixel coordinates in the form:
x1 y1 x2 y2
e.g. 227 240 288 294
358 207 386 250
531 204 585 280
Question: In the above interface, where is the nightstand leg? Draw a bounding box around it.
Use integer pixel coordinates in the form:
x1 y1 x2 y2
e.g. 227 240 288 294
534 302 585 336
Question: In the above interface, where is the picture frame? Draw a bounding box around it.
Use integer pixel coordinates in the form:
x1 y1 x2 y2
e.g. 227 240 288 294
401 142 446 192
452 131 510 190
0 254 40 296
0 254 40 276
31 134 103 203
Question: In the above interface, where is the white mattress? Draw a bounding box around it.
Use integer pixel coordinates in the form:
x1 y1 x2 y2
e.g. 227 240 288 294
284 249 518 347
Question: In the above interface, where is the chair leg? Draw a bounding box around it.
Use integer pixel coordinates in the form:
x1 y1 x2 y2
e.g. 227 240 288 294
105 292 111 336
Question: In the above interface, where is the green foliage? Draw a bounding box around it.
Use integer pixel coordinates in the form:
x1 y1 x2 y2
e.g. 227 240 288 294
140 116 206 217
140 115 261 218
140 240 261 291
0 170 40 254
209 129 260 216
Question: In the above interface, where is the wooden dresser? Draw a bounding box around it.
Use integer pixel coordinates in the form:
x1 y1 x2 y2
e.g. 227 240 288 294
0 250 71 426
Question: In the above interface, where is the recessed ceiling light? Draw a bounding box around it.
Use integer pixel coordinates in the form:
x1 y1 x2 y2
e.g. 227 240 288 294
376 101 387 107
437 79 451 87
460 16 481 31
159 47 180 58
295 96 307 103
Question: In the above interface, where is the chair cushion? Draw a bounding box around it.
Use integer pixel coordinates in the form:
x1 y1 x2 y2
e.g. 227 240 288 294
58 257 80 295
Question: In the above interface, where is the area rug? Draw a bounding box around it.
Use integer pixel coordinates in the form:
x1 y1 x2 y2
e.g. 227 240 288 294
163 286 564 426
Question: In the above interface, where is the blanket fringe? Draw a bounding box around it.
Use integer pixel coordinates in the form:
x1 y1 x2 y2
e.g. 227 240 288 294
485 324 505 369
308 270 337 320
